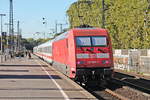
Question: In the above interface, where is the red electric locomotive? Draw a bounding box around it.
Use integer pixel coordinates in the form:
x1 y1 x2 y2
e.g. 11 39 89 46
34 26 114 83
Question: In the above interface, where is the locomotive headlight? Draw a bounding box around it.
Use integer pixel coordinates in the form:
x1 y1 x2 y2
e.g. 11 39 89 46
71 68 75 71
77 61 80 64
71 68 76 75
102 60 109 64
77 61 84 64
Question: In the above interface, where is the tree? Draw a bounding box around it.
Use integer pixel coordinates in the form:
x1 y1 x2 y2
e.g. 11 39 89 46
67 0 150 49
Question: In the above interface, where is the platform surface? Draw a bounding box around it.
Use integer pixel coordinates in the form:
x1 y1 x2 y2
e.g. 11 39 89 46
0 55 97 100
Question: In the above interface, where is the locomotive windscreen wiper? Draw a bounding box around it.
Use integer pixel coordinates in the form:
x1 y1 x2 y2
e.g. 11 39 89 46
86 48 94 53
98 48 105 53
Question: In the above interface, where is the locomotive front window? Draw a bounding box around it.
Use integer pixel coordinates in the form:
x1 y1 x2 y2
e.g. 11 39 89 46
76 37 91 47
76 36 107 47
92 36 107 46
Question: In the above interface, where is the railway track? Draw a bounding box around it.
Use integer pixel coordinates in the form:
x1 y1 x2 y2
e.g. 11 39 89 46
80 76 150 100
112 78 150 94
113 72 150 94
77 81 126 100
83 81 150 100
89 87 130 100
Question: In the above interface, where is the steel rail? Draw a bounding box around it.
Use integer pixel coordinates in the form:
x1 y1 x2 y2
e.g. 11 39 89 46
112 78 150 94
105 89 130 100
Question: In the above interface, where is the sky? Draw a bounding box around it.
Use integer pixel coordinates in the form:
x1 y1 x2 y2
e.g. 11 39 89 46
0 0 77 39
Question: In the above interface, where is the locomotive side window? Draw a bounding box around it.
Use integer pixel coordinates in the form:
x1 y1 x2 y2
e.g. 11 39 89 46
92 36 107 46
76 37 91 47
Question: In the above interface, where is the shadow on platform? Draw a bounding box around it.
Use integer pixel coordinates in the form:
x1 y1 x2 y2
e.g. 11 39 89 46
0 87 83 91
0 65 48 67
0 75 61 79
0 97 94 100
0 70 29 72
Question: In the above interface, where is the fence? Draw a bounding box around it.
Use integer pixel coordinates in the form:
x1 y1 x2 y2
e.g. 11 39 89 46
113 49 150 75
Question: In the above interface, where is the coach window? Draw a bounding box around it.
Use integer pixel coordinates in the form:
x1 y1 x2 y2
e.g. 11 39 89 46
46 47 48 53
47 47 48 53
48 46 50 53
45 47 47 53
47 47 49 53
48 46 51 53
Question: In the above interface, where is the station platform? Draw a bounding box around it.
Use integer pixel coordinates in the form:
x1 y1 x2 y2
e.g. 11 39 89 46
0 55 97 100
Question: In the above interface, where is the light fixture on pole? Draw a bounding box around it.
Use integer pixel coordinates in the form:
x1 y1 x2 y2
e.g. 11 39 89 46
42 17 47 39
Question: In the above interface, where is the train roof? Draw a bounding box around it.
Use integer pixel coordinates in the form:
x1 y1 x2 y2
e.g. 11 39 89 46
53 32 68 42
53 27 106 42
72 27 107 31
34 32 68 49
71 25 107 31
35 40 53 48
34 27 108 49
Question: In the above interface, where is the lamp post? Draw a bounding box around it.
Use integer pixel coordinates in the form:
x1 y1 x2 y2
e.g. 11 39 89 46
0 14 6 62
4 23 9 46
4 23 9 60
55 20 58 34
0 14 6 54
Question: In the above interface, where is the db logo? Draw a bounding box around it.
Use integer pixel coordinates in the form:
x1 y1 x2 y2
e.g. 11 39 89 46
89 54 96 58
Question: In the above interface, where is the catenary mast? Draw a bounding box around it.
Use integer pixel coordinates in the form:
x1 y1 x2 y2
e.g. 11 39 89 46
9 0 14 54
